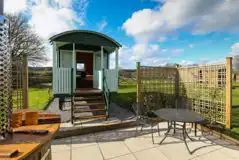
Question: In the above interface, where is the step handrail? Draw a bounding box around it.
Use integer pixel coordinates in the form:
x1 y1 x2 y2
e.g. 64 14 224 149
71 68 74 124
102 69 110 116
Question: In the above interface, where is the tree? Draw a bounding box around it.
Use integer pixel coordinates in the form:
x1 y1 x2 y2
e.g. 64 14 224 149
7 14 46 63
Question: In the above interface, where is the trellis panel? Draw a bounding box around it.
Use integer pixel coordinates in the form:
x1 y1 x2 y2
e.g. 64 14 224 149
138 65 178 112
178 63 227 125
137 59 231 128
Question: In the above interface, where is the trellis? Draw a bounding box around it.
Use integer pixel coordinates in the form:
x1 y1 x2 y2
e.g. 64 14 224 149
11 54 28 110
137 57 232 129
178 63 227 125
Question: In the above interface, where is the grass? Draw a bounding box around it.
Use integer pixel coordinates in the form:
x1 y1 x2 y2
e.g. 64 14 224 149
111 80 136 110
231 81 239 139
13 87 53 110
112 80 239 140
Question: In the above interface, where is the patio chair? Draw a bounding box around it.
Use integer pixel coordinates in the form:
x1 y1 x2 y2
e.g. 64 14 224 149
132 103 163 144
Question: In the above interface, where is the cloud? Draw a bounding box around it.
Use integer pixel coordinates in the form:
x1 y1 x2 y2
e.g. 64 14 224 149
230 42 239 56
98 19 108 31
55 0 72 7
179 60 194 66
130 43 160 61
123 0 239 41
30 0 87 39
171 48 184 56
157 36 167 42
188 44 194 48
5 0 88 66
224 37 230 41
4 0 28 14
112 44 170 69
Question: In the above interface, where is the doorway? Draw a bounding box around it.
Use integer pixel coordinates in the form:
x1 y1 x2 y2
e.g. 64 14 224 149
76 52 93 88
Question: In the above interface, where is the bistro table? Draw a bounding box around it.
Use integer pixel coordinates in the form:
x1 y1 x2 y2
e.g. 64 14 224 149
153 108 205 154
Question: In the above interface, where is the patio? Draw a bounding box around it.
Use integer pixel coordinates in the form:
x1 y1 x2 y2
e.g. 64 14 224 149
51 122 239 160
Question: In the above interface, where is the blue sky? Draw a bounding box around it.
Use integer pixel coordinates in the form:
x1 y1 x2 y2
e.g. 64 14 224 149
4 0 239 68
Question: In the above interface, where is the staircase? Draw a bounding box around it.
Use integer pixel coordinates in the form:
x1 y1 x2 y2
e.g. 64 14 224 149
71 89 108 124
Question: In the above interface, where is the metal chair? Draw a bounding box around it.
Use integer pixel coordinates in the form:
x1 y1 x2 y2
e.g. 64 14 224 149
132 103 163 144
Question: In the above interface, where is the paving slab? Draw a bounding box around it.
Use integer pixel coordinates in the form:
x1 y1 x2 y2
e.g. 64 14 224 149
51 122 239 160
98 141 131 159
72 145 103 160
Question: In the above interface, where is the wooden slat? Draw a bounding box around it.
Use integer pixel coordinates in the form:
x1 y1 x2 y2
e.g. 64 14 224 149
104 69 118 92
74 109 105 113
54 68 72 94
74 102 105 106
73 115 108 120
74 96 103 101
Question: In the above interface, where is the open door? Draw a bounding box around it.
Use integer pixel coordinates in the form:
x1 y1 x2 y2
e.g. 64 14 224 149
76 53 93 88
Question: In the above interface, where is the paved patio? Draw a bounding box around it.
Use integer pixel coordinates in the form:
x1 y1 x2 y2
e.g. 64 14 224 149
51 122 239 160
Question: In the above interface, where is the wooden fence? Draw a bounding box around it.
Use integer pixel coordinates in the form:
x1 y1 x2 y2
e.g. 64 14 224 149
136 57 232 129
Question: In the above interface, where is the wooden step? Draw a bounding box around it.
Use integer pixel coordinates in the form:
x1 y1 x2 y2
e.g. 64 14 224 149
74 96 103 101
74 90 102 96
73 114 108 120
74 102 105 106
74 109 105 113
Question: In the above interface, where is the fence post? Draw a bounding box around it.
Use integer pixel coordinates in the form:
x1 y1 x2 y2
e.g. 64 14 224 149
175 66 179 108
22 55 28 109
136 62 141 106
226 57 232 129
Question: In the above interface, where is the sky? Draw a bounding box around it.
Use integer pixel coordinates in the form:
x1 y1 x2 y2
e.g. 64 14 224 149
4 0 239 69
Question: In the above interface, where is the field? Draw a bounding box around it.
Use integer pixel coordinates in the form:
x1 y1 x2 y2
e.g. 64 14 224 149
112 80 239 139
13 87 53 110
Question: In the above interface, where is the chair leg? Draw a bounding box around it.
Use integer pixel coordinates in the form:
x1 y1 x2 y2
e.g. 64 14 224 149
157 123 160 136
173 121 176 134
194 123 197 137
135 125 138 137
140 125 144 132
151 125 154 144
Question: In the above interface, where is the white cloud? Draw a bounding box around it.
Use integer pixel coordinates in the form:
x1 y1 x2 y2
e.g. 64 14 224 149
179 60 193 66
55 0 72 7
130 43 160 61
224 37 230 41
157 36 167 42
5 0 88 66
123 0 239 41
30 0 87 39
188 44 194 48
111 44 170 69
171 48 184 56
98 19 108 31
4 0 28 14
230 42 239 56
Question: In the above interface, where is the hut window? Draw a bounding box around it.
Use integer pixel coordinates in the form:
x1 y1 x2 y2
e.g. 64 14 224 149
77 63 85 71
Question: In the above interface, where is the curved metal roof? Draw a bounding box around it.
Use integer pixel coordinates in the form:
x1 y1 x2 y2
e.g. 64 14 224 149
49 30 121 48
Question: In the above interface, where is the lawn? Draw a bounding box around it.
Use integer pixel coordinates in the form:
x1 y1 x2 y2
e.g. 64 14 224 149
13 87 53 110
112 80 239 139
111 80 136 110
231 81 239 138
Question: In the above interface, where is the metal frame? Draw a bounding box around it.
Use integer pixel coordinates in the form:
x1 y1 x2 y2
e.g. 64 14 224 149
159 122 196 154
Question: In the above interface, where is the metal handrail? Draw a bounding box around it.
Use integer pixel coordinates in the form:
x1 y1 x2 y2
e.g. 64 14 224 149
102 69 110 116
71 68 74 124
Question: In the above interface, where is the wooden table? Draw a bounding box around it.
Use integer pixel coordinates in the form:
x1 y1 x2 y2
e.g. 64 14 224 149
0 124 60 160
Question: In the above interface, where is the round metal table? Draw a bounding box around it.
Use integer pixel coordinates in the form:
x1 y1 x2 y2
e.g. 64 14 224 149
153 108 205 154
